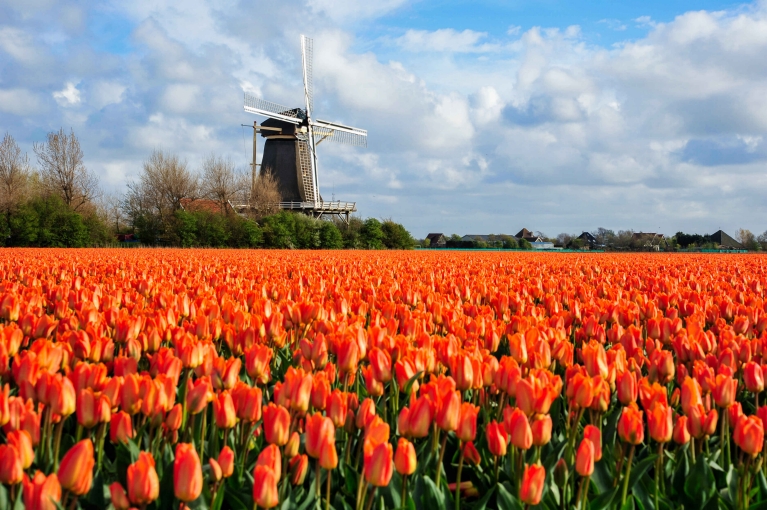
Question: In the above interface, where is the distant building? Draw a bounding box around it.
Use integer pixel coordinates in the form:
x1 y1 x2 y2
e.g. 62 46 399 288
709 230 742 249
116 233 138 243
531 242 556 250
515 228 543 243
425 233 447 248
632 232 666 250
573 232 598 249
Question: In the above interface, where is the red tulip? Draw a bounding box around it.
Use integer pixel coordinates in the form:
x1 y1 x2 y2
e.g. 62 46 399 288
253 465 279 508
22 471 62 510
575 439 594 476
174 443 203 502
734 415 764 456
394 438 416 476
618 403 644 445
126 452 159 505
57 439 94 496
519 463 545 506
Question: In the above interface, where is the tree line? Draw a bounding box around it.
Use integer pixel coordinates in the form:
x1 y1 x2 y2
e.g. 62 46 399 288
0 129 415 249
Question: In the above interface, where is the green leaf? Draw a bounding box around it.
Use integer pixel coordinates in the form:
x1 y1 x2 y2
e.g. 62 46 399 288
672 448 690 499
620 496 636 510
470 486 496 510
496 483 523 510
759 470 767 499
684 453 716 507
211 485 226 510
186 493 209 510
748 502 767 510
592 459 614 493
0 484 8 510
403 371 424 396
421 476 446 508
629 455 658 489
589 487 619 510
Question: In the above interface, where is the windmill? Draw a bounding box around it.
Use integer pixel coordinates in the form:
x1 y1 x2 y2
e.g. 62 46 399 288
240 35 367 224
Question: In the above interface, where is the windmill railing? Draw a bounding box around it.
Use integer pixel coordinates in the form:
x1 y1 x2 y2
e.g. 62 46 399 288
229 201 356 213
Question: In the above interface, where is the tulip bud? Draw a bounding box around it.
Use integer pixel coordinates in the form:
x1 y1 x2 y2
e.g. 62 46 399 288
617 403 644 445
462 441 481 465
617 371 638 405
407 397 433 438
22 471 62 510
553 458 569 487
280 431 298 459
519 463 545 506
487 420 507 457
531 414 553 447
127 452 159 505
165 403 182 432
110 411 134 444
263 403 290 446
109 482 131 510
319 439 338 470
436 390 461 432
174 443 203 502
7 430 33 469
575 439 594 476
506 408 532 450
673 416 690 445
0 445 22 485
394 438 416 476
254 465 279 508
734 415 764 456
57 439 94 496
289 454 309 485
456 403 478 443
364 441 393 487
218 446 235 478
213 391 237 429
256 445 282 481
744 362 764 394
208 458 222 483
305 413 335 459
583 425 602 461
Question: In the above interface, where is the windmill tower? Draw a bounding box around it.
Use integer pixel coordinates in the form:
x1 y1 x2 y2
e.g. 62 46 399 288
241 35 367 224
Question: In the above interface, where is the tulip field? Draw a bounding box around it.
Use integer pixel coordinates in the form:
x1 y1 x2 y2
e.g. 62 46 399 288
2 249 767 510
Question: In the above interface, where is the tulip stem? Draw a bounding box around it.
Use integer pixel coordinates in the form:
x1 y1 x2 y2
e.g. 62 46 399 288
180 369 191 431
654 443 663 510
96 421 106 472
364 487 377 510
315 459 321 499
493 456 499 483
435 432 448 487
52 420 64 471
401 475 408 509
200 407 207 459
455 446 465 510
620 445 635 506
326 469 331 510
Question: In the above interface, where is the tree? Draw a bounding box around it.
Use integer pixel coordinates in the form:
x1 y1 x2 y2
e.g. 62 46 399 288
518 238 532 250
250 167 282 219
0 133 30 225
200 154 245 215
737 229 760 250
319 222 344 249
101 192 125 234
500 235 518 249
33 128 99 210
758 231 767 251
556 233 574 246
591 228 615 247
381 220 415 249
360 218 385 249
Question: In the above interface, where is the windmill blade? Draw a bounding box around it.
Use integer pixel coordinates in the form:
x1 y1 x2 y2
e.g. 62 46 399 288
301 35 313 116
243 94 302 124
312 119 368 147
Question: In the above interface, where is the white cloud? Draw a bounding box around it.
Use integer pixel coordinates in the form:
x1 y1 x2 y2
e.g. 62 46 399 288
396 29 495 53
0 88 43 115
53 81 81 106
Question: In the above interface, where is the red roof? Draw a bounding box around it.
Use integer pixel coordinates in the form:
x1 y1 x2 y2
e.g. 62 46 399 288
180 198 225 214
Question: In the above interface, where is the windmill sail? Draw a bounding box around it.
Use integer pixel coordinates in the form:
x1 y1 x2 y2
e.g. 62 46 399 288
312 119 368 147
244 94 302 124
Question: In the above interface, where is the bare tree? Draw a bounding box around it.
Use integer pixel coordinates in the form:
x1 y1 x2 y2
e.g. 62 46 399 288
199 154 246 214
33 128 99 210
138 149 198 220
249 167 282 219
737 228 759 250
0 133 30 221
101 192 125 233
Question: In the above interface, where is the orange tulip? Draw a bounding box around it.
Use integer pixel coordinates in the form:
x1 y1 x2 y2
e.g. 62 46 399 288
687 405 718 439
734 415 764 456
369 348 392 383
218 446 235 478
305 412 335 459
319 438 338 470
254 465 279 508
407 396 433 438
7 430 33 469
110 411 134 444
617 403 644 445
0 444 22 485
57 439 94 496
575 438 594 476
681 377 702 415
109 482 130 510
256 444 282 481
174 443 203 502
327 390 348 428
289 455 309 486
126 452 159 505
506 407 532 450
456 402 478 443
22 471 62 510
647 403 672 443
519 463 545 506
744 362 764 394
617 370 637 405
263 403 290 446
673 416 691 445
583 425 602 461
487 420 508 457
212 391 237 429
436 390 461 432
531 414 553 446
364 441 393 487
712 374 737 409
394 438 416 476
462 441 481 465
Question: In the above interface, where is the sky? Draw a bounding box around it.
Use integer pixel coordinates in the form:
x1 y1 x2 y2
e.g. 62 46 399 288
1 0 767 238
